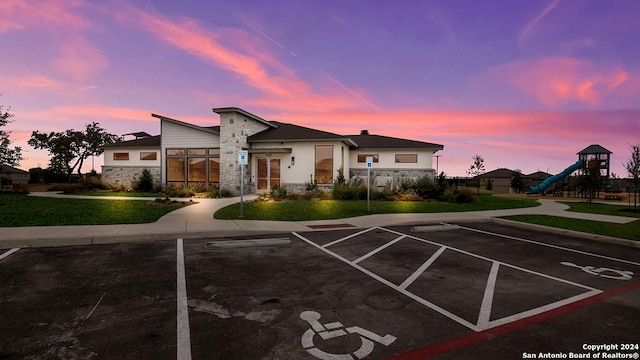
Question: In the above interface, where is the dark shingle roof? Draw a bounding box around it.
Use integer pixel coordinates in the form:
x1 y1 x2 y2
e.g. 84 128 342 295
578 144 612 155
348 134 444 150
248 121 356 146
0 165 28 174
481 168 515 178
103 135 161 148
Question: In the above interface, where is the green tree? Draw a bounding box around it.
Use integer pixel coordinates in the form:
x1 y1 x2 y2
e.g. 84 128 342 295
28 122 120 182
510 169 523 194
625 143 640 211
0 101 23 167
133 168 154 192
466 155 485 194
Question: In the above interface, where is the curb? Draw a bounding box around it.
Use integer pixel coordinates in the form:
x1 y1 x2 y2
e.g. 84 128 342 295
491 218 640 249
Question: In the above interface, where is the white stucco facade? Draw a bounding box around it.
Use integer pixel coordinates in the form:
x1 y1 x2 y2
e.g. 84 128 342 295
101 107 443 193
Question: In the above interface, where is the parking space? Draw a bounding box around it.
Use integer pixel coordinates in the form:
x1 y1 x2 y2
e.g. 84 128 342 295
1 221 639 359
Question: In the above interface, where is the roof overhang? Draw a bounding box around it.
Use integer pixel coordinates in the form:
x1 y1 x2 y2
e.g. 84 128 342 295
248 148 292 154
152 113 220 135
249 138 358 147
212 107 277 129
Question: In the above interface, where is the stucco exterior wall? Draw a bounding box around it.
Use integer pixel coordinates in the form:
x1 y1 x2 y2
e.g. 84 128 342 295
250 141 349 193
349 149 434 170
103 147 161 167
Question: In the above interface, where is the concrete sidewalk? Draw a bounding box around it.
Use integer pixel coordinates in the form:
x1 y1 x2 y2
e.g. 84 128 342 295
0 194 637 249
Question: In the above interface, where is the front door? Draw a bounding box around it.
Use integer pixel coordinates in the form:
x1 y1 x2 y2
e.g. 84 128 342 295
257 158 281 191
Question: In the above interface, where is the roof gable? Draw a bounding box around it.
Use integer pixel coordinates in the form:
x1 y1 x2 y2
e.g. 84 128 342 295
578 144 612 155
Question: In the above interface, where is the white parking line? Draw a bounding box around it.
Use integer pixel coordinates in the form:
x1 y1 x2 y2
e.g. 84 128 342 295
0 248 20 261
295 227 604 332
477 262 500 325
399 246 446 291
451 224 640 267
176 239 192 360
353 235 406 264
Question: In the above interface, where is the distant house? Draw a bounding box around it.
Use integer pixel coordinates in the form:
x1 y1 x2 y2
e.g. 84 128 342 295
478 168 516 193
102 107 444 193
0 165 30 187
476 169 555 194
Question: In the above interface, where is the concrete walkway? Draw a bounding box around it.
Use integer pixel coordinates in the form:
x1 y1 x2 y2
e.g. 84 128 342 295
0 193 636 248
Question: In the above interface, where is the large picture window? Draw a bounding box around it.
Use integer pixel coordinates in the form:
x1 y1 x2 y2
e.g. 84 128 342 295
166 158 185 185
315 145 334 184
166 148 219 188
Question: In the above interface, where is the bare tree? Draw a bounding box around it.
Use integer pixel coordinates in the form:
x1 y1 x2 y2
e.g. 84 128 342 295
625 143 640 211
466 155 485 194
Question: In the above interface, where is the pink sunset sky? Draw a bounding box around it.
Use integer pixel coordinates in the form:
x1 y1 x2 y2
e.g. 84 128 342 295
1 0 639 177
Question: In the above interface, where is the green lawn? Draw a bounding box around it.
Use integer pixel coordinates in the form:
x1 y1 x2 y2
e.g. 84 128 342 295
214 194 539 221
502 202 640 241
0 194 186 227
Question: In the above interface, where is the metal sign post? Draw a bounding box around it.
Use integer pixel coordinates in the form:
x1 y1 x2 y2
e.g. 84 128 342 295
366 156 373 212
238 150 248 217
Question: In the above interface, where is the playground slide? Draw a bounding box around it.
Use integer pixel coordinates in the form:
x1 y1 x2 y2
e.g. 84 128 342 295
526 160 584 195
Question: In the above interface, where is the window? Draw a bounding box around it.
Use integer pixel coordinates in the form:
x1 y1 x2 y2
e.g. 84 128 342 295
188 158 206 187
395 154 418 163
315 145 333 184
166 148 185 156
113 152 129 161
140 152 157 160
166 147 220 188
188 149 206 156
357 154 379 163
166 158 185 184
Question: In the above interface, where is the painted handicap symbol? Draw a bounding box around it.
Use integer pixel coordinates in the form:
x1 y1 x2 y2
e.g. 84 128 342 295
561 262 634 280
300 310 396 360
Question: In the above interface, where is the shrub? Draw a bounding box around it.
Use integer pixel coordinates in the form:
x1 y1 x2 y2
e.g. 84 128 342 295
305 175 318 191
334 167 346 185
397 178 416 194
133 169 154 192
270 184 287 200
333 177 367 200
415 176 440 199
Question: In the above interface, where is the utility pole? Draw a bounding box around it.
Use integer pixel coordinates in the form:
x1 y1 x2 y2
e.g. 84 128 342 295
434 155 441 175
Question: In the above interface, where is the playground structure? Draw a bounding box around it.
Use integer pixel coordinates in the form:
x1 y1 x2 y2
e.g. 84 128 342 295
526 144 615 198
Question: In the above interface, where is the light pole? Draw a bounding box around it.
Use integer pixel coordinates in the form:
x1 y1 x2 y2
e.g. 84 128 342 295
434 155 442 175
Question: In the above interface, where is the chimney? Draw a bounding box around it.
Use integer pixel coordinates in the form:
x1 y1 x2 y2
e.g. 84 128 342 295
360 130 369 136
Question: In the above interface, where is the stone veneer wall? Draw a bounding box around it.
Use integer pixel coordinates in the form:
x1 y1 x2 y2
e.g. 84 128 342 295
101 166 162 190
218 112 271 195
349 168 436 188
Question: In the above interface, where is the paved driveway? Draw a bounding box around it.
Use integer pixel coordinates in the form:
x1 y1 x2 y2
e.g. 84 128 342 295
1 221 639 359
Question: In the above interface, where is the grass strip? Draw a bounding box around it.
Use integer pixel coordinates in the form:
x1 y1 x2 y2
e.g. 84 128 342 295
0 194 185 227
214 194 539 221
500 215 640 241
502 202 640 241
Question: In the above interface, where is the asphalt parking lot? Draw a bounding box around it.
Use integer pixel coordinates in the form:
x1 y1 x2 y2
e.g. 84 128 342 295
1 220 639 360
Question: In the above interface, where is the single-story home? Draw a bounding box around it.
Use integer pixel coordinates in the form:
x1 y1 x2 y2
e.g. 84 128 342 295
0 165 30 187
102 107 444 194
